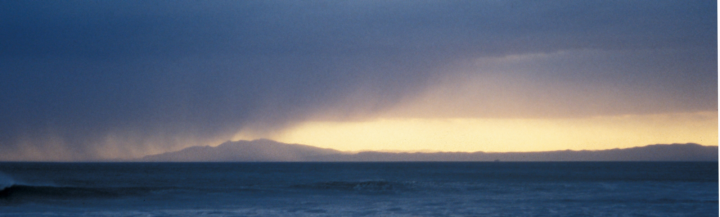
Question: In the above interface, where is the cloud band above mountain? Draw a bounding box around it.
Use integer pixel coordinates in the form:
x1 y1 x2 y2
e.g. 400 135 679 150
0 1 716 161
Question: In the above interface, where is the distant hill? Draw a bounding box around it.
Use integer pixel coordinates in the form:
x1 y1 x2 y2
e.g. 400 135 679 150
139 140 718 162
315 143 718 162
140 139 342 162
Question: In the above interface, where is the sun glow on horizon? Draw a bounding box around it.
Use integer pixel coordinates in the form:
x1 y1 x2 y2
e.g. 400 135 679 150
233 112 718 153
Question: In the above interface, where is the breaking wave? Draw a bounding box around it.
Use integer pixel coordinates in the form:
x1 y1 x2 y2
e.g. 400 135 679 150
0 184 121 198
0 172 14 191
0 172 154 200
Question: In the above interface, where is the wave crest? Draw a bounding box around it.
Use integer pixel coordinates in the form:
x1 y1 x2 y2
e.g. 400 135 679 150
0 184 157 200
0 172 15 191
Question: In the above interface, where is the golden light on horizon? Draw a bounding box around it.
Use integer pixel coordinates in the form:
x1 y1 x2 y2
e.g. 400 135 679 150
234 111 718 152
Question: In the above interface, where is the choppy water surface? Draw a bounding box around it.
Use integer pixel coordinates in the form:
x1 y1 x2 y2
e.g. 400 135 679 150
0 162 716 216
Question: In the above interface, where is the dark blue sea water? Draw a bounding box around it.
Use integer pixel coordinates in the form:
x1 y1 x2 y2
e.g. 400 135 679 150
0 162 717 216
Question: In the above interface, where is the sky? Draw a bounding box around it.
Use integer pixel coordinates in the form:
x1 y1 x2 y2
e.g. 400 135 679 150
0 0 716 161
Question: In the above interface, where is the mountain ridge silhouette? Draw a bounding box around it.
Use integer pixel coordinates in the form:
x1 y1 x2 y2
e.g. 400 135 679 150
139 140 718 162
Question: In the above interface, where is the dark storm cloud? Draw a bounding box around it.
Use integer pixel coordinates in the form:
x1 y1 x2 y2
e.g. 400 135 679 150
0 0 715 160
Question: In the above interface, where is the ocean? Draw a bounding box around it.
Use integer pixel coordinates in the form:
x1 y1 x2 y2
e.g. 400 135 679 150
0 162 716 216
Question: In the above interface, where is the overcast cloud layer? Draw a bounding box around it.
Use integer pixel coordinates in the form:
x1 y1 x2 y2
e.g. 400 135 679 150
0 0 716 160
